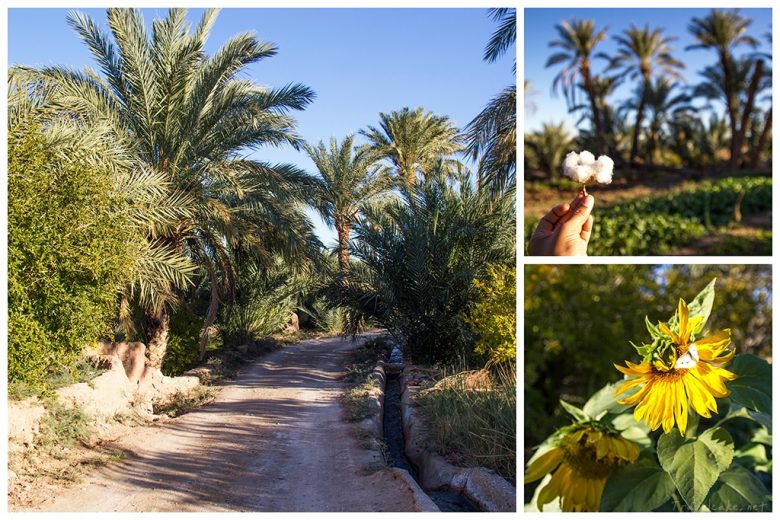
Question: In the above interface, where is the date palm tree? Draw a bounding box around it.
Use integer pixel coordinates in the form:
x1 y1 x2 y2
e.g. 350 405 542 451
571 74 622 157
35 8 319 367
687 9 759 168
608 24 684 165
340 170 515 364
464 8 517 195
305 135 393 277
361 107 462 186
643 78 693 164
524 121 573 177
546 19 608 154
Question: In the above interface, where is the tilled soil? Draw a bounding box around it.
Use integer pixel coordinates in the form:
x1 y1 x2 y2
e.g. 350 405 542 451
16 335 419 512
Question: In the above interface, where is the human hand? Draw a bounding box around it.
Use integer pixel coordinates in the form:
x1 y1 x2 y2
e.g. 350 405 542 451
528 192 594 256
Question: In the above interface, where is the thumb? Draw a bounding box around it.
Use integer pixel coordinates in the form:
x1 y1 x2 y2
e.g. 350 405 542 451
562 194 594 229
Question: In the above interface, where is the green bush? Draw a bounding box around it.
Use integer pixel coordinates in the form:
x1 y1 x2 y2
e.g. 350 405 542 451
8 120 136 391
162 304 206 375
464 264 516 364
301 297 346 334
525 176 771 256
219 259 300 347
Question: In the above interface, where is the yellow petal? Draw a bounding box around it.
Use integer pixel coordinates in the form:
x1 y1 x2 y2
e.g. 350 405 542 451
537 464 565 510
677 298 693 342
674 380 688 434
619 379 652 406
525 447 563 483
615 377 645 397
696 329 732 358
658 321 678 344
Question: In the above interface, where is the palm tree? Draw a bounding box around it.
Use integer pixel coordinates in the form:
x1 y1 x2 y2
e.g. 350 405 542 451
464 87 516 195
688 9 759 168
643 78 693 164
464 8 517 195
305 136 393 276
571 74 622 157
361 107 462 186
341 170 515 364
546 19 608 154
751 32 773 168
524 122 573 177
608 24 684 165
36 8 320 366
483 7 516 69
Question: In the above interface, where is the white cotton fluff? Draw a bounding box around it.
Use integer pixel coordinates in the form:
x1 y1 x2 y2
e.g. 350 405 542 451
594 155 615 184
562 150 614 185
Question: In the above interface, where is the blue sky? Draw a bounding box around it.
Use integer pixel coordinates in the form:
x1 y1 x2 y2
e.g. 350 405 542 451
525 8 771 133
8 8 515 247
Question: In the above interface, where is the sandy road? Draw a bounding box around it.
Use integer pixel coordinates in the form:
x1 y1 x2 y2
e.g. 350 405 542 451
25 334 419 512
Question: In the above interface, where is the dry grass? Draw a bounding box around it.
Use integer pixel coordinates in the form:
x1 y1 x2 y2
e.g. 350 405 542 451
416 364 516 483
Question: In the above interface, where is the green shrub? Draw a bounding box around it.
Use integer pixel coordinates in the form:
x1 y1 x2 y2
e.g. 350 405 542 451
8 120 136 391
301 297 346 334
464 264 516 364
162 304 205 375
219 259 300 347
38 399 92 455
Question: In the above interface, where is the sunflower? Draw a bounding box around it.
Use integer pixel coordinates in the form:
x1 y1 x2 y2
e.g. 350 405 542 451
614 298 735 434
525 426 640 512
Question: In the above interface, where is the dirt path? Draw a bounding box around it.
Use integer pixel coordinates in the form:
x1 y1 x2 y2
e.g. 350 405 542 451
21 334 420 512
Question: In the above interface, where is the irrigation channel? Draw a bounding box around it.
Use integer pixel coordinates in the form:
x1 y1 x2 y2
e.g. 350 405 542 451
382 346 477 512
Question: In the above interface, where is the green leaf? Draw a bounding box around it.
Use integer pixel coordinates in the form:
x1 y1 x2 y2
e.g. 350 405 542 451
600 457 677 511
610 413 652 448
583 381 631 419
657 427 734 511
631 340 654 360
751 426 772 446
559 399 588 422
686 278 716 333
644 315 661 338
717 403 772 432
727 354 772 415
705 464 772 512
733 442 770 473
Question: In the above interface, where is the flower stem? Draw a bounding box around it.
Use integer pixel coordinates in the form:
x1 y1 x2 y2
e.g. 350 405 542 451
672 493 685 512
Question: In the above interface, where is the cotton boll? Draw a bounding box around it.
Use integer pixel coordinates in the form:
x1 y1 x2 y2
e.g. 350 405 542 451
594 155 614 184
562 151 580 172
562 150 614 184
572 165 594 183
563 151 595 182
578 150 596 165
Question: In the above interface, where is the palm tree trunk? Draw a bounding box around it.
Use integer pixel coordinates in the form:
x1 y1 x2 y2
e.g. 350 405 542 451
720 51 740 170
199 263 220 361
630 81 648 166
145 312 170 368
336 218 351 276
733 59 764 169
582 63 605 155
750 107 772 169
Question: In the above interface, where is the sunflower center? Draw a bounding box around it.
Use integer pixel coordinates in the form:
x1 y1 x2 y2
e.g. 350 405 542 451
559 435 620 479
650 367 687 382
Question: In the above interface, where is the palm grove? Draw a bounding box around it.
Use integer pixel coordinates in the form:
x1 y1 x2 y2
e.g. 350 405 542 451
525 9 772 174
8 8 516 393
